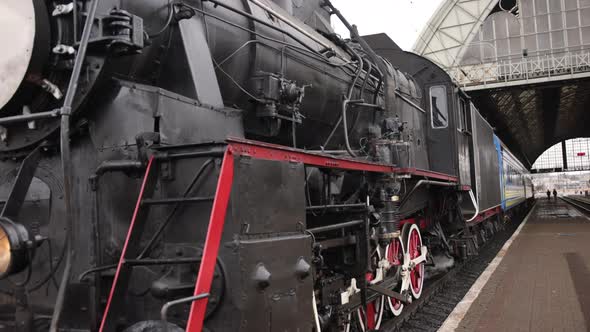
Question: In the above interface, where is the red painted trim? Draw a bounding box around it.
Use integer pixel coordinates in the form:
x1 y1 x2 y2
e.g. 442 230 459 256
395 168 458 182
99 156 155 332
399 216 430 229
186 150 235 332
227 137 458 182
458 185 471 191
400 205 502 230
467 205 502 224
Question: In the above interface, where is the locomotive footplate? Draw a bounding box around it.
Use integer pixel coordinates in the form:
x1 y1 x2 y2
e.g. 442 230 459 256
226 137 459 182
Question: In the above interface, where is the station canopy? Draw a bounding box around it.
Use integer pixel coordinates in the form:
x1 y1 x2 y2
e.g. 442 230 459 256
413 0 590 168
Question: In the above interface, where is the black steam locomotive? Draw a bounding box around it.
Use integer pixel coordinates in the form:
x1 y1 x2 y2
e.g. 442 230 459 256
0 0 533 331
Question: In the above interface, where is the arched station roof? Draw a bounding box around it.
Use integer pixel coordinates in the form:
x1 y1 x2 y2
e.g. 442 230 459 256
413 0 590 168
413 0 499 69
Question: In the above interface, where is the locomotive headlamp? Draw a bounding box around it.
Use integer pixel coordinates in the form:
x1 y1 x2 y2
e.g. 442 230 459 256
0 218 35 279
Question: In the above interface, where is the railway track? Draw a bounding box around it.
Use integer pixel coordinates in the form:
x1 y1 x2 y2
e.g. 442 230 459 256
381 208 528 332
560 196 590 214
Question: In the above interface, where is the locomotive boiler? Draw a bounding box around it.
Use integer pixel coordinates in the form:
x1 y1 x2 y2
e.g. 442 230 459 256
0 0 532 331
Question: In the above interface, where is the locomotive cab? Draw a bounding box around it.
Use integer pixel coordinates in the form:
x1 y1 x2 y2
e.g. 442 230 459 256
364 34 502 222
363 36 468 183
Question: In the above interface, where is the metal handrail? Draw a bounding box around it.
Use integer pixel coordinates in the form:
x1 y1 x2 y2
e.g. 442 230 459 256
50 0 100 330
450 49 590 86
161 293 210 332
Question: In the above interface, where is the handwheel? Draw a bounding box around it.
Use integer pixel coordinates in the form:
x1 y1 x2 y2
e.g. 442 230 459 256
402 223 425 299
385 237 405 316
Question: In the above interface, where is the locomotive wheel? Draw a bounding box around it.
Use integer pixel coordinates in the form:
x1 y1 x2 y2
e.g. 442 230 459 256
343 279 385 332
402 223 425 299
354 272 385 331
344 248 385 332
385 237 405 316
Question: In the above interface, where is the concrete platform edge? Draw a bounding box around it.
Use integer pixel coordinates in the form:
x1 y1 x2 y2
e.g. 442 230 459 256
437 203 538 332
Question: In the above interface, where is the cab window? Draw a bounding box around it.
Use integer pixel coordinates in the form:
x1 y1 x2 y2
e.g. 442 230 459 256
430 85 448 129
458 98 469 131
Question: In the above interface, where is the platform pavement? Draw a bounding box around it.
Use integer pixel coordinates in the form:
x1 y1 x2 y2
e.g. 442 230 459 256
439 199 590 332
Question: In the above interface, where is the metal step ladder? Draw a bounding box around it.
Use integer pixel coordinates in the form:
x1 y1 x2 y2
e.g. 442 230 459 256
99 149 235 332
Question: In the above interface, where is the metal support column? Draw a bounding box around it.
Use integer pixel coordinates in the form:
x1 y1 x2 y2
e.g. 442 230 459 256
562 141 568 170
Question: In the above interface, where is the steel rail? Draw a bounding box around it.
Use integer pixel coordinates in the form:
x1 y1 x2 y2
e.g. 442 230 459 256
560 196 590 214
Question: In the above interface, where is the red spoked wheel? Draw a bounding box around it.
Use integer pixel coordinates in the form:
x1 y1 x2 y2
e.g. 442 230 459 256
385 237 405 316
403 223 425 299
353 273 385 331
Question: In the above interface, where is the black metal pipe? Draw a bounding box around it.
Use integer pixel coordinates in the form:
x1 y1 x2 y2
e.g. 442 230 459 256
249 0 332 50
50 0 100 330
395 91 426 114
307 219 364 234
317 235 357 249
161 293 209 332
324 0 390 111
192 0 319 54
151 141 226 151
342 99 365 157
359 62 372 99
90 160 145 190
123 257 201 266
306 203 366 211
77 264 118 282
308 150 352 154
94 160 144 176
141 197 214 206
155 150 225 160
348 101 383 109
321 114 343 149
0 109 61 125
321 34 364 150
186 5 355 72
367 283 409 303
399 180 457 209
346 53 364 100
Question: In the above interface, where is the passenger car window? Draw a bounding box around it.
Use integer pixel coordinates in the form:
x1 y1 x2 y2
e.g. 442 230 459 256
430 86 448 129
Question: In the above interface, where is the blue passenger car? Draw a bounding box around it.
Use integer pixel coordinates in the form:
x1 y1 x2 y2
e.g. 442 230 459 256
494 135 533 211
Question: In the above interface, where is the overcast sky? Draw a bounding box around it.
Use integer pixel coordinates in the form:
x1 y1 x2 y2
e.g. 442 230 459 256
330 0 445 51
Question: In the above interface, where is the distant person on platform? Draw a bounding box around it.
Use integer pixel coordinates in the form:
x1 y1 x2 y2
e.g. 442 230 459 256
547 190 551 200
553 189 558 200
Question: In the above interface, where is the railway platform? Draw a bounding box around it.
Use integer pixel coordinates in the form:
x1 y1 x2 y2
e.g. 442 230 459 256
440 198 590 332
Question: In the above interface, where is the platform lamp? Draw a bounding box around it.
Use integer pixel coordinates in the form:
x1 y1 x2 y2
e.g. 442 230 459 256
0 217 41 279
